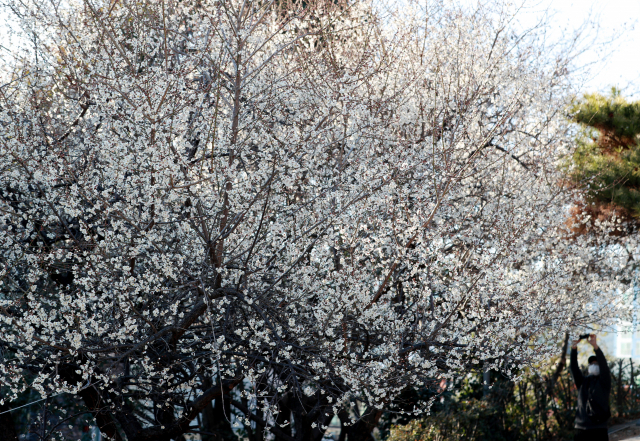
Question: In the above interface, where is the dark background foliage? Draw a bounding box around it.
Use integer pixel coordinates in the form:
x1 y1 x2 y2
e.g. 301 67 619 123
387 352 640 441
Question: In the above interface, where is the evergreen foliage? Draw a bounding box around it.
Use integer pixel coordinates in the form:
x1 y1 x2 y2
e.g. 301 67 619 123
387 357 640 441
570 90 640 143
567 89 640 216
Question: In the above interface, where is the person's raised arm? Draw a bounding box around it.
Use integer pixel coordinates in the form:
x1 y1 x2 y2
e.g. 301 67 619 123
588 334 610 390
570 338 583 388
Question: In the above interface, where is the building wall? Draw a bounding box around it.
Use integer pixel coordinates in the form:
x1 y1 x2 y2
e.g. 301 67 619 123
586 324 639 361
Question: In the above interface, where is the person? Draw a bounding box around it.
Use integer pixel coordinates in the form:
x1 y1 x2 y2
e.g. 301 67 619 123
570 334 611 441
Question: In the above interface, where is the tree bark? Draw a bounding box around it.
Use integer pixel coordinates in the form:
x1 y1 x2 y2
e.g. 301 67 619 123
203 397 236 441
345 407 382 441
539 332 570 439
128 376 243 441
483 369 491 398
545 332 570 398
0 404 18 441
58 364 123 440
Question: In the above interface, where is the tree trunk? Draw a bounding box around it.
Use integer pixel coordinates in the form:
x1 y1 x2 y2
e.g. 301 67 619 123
274 394 292 441
202 396 236 441
617 359 624 412
545 332 570 398
483 369 491 398
631 359 635 410
0 404 18 441
200 401 218 441
345 407 382 441
58 364 123 440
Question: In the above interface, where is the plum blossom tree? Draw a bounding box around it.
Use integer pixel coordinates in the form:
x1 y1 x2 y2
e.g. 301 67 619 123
0 0 632 439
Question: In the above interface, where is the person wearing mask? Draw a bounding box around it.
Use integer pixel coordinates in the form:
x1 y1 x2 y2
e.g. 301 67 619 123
570 334 611 441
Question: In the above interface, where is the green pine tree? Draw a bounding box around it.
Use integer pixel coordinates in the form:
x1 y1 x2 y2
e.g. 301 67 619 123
567 88 640 216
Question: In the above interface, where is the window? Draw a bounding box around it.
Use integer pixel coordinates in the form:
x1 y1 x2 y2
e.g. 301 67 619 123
620 341 632 357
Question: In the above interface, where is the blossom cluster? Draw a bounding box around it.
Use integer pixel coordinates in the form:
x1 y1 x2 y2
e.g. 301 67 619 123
0 0 633 438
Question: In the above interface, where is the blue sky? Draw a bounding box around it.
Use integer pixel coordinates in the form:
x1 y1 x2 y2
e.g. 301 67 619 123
510 0 640 98
2 0 639 98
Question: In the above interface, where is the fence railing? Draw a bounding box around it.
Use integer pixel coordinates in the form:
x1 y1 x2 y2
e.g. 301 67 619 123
387 356 640 441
